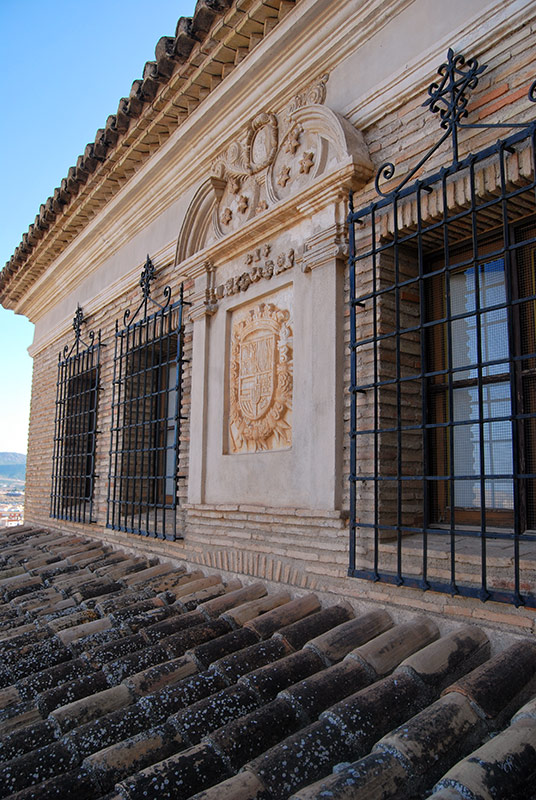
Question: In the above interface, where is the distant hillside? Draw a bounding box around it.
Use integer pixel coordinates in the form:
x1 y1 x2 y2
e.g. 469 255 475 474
0 453 26 482
0 453 26 466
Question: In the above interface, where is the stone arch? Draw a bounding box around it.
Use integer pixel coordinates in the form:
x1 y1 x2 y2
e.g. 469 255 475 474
175 176 225 264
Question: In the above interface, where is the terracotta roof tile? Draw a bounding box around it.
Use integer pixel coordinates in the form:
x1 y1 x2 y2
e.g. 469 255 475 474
428 699 536 799
1 526 536 800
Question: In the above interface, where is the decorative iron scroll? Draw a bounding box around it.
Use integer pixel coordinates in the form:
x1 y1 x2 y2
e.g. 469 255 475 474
62 305 97 359
370 48 536 200
123 255 172 328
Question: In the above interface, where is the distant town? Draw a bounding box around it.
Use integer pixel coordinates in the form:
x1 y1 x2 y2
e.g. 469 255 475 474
0 453 25 527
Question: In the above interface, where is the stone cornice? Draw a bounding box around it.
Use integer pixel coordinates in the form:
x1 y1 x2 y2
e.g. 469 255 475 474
27 158 359 356
343 0 536 129
2 0 412 314
1 0 301 307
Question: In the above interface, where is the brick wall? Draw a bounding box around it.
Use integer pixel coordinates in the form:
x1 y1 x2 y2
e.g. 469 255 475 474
23 16 536 637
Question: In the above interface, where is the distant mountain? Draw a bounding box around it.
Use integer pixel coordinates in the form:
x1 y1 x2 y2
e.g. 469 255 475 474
0 453 26 482
0 453 26 466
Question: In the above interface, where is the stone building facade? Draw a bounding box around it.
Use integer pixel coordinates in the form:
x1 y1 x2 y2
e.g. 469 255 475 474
2 0 536 637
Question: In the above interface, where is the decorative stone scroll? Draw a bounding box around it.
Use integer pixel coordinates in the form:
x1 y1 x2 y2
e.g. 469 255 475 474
285 73 329 118
229 302 293 454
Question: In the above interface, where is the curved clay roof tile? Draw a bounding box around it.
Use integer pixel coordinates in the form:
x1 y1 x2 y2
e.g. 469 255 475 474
92 130 109 161
45 197 57 219
126 79 145 116
37 205 50 229
191 0 220 37
27 223 39 245
101 118 120 148
65 169 78 198
174 18 197 59
155 36 179 78
115 98 131 133
140 63 162 101
74 156 90 183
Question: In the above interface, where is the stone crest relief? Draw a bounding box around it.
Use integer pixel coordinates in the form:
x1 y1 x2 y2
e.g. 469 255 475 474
229 302 292 454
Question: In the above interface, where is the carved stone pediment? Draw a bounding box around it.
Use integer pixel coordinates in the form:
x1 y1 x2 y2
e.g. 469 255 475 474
211 112 278 237
176 74 373 261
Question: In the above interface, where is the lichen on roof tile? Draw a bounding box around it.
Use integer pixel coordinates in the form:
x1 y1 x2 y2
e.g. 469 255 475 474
0 526 536 800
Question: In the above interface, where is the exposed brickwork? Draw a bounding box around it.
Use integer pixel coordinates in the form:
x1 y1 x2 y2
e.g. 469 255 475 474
19 5 536 641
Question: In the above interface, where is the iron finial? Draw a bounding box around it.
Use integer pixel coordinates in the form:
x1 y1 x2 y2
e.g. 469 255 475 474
72 305 84 341
423 48 487 130
140 254 156 300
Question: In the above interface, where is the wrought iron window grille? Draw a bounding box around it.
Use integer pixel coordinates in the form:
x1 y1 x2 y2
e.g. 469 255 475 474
348 49 536 607
106 256 189 540
50 306 102 523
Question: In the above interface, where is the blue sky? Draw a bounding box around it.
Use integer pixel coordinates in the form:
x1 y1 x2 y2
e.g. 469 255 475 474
0 0 195 453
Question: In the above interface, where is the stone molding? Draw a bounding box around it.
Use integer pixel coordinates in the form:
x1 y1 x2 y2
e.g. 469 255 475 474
302 224 348 273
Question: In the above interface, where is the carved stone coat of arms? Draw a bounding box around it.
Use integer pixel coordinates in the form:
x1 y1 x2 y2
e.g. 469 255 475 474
229 302 292 453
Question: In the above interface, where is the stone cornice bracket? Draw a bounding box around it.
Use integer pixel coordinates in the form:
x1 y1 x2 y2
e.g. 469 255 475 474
189 260 218 320
302 224 348 273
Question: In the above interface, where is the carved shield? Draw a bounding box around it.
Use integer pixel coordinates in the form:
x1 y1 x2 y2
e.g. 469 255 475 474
238 330 276 420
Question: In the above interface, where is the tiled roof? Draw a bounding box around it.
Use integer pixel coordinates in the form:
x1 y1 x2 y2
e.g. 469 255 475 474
0 526 535 800
0 0 297 306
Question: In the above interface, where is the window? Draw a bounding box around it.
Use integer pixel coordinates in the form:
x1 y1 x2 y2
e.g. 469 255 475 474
426 241 516 528
107 263 187 540
118 333 178 518
347 48 536 605
51 314 100 523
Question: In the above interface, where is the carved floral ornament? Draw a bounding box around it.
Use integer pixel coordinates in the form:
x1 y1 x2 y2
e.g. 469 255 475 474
215 244 295 300
229 302 292 454
175 74 373 261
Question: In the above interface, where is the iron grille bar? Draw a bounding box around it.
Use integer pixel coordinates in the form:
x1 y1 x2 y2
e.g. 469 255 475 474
106 261 188 540
355 122 536 222
350 567 536 608
348 49 536 608
50 309 101 524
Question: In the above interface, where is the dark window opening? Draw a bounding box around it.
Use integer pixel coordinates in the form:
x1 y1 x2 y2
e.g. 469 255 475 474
119 333 178 516
51 332 100 524
107 287 186 541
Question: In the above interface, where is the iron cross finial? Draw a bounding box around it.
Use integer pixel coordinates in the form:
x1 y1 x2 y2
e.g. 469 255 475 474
423 48 487 130
72 305 84 341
